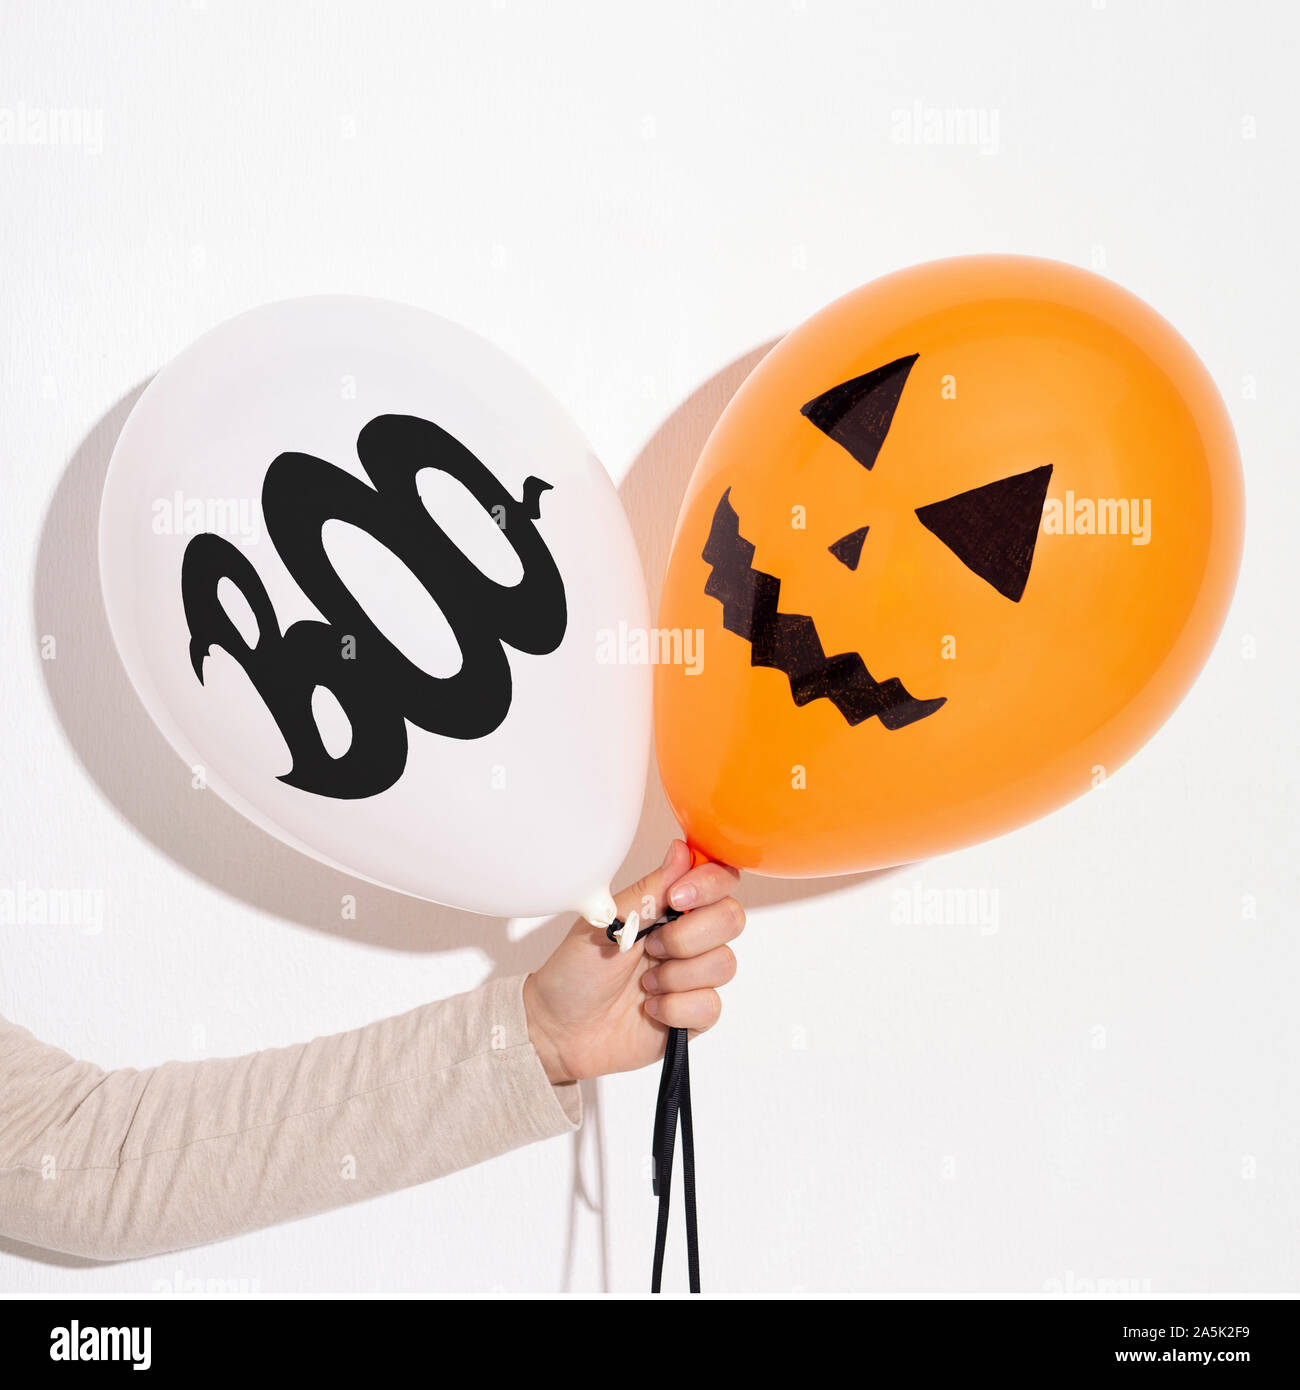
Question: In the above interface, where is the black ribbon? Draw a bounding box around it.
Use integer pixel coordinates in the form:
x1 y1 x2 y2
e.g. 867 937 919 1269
606 907 699 1293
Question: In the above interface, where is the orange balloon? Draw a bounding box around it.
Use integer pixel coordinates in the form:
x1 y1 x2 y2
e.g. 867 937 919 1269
655 256 1243 877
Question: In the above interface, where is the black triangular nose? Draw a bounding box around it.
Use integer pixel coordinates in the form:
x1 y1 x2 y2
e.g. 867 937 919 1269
828 525 869 571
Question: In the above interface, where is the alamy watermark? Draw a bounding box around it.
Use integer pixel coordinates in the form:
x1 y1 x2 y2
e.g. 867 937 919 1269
1045 1270 1153 1296
0 102 103 154
152 1269 261 1295
0 883 104 934
1042 492 1152 545
50 1322 150 1370
890 102 1000 156
596 621 704 675
891 881 1000 935
152 492 260 545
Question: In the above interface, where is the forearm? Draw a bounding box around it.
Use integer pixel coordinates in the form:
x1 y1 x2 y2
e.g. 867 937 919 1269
0 975 579 1262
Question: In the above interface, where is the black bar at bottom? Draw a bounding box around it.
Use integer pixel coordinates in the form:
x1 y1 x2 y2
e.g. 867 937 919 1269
0 1295 1291 1374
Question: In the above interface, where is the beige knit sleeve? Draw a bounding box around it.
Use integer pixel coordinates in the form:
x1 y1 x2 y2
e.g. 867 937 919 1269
0 974 581 1261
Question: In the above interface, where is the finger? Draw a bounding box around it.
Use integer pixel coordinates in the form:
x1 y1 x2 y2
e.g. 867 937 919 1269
665 860 741 913
610 840 691 929
644 896 745 959
641 945 736 995
645 987 722 1032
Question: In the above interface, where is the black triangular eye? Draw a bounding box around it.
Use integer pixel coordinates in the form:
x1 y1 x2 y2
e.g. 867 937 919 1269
828 526 869 571
915 464 1053 602
801 354 918 471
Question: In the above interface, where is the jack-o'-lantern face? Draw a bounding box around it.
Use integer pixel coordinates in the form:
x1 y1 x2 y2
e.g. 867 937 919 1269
703 350 1057 734
655 256 1243 878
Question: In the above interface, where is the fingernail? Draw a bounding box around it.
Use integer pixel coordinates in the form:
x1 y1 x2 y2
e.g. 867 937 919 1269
661 842 678 870
644 935 667 958
641 969 659 993
644 996 660 1017
669 882 697 910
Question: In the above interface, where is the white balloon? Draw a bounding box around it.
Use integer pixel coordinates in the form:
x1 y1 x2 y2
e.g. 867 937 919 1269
99 297 649 922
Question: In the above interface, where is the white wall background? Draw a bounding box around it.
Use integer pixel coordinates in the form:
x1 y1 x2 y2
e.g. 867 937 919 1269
1 0 1296 1295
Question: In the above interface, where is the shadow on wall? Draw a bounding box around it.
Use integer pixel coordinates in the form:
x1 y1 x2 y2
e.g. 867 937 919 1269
26 337 869 1287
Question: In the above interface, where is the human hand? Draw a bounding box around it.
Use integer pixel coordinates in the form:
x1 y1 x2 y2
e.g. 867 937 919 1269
523 841 744 1084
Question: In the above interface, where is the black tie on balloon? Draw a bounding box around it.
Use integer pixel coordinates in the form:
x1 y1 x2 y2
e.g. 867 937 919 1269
605 907 699 1294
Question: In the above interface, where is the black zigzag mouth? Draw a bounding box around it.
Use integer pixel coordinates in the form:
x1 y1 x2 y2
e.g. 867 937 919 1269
702 488 946 730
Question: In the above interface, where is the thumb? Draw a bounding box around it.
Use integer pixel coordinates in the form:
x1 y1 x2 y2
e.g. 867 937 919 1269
613 840 691 928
